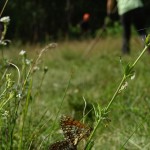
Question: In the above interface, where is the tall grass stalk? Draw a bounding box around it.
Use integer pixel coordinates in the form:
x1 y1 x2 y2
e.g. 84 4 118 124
18 79 32 150
22 43 56 91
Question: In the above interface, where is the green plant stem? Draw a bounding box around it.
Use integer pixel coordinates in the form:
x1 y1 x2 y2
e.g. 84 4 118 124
85 75 126 149
85 45 149 149
0 92 13 110
22 44 52 91
131 45 148 68
0 87 7 99
105 75 126 111
106 45 148 112
10 100 20 150
19 79 32 150
85 119 102 150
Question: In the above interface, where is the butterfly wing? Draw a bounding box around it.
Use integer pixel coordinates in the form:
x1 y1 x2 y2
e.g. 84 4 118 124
49 140 77 150
60 115 92 146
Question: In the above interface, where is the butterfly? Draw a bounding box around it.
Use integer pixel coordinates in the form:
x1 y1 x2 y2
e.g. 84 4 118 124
49 115 92 150
60 115 92 146
49 140 77 150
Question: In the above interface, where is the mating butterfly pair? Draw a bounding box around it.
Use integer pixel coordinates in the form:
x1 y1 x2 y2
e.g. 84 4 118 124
49 115 92 150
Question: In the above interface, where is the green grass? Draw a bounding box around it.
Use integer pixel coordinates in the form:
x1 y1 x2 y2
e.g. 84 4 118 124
0 35 150 149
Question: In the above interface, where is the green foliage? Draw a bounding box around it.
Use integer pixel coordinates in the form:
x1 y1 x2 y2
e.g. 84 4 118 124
1 35 150 149
0 41 58 149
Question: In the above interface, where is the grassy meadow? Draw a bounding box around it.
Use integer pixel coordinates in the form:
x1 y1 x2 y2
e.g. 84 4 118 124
0 35 150 149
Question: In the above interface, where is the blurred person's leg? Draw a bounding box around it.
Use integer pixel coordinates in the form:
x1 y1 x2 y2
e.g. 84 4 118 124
120 12 131 54
131 8 150 52
132 7 147 41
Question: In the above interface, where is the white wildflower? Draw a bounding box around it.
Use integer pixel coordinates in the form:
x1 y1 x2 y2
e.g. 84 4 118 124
33 66 40 72
19 50 26 56
0 16 10 23
26 59 31 65
16 93 21 98
0 40 7 45
131 74 135 80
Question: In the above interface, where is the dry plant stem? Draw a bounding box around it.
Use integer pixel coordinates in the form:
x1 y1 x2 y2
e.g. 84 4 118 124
0 0 9 17
22 47 47 88
22 43 57 90
9 62 21 87
85 45 149 149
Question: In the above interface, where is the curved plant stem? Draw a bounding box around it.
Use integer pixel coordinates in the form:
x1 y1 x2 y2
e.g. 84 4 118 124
105 75 126 111
85 45 149 149
131 45 148 68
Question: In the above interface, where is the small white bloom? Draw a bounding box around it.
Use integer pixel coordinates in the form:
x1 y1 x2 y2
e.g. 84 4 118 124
131 74 135 80
26 59 31 65
33 66 40 72
16 93 21 98
0 16 10 23
74 89 79 93
49 43 57 48
19 50 26 55
0 40 7 45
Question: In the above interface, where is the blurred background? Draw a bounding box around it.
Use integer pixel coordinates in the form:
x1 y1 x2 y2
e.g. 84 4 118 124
1 0 150 43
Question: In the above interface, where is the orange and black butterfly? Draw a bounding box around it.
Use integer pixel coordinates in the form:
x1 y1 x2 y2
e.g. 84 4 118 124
49 115 92 150
49 140 76 150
